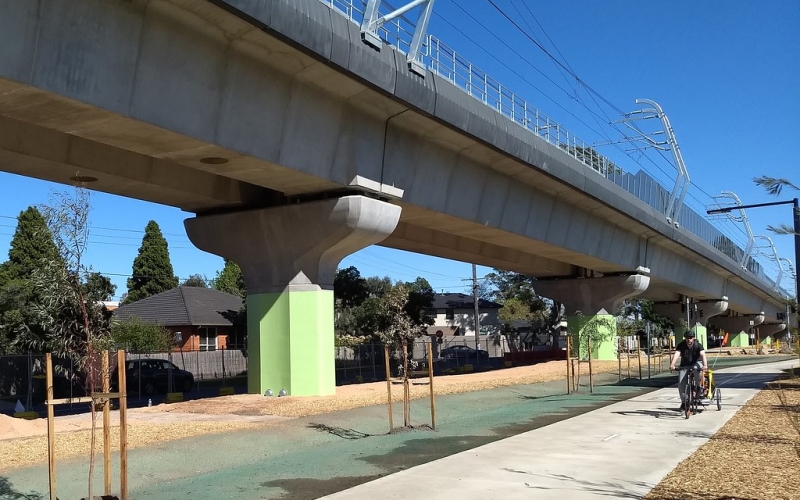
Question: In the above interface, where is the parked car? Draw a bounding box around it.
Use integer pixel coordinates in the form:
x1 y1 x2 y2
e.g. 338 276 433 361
439 345 489 363
112 358 194 395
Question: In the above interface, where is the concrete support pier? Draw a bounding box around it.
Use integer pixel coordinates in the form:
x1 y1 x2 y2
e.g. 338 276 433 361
711 313 765 347
653 298 728 349
185 196 401 396
536 272 650 360
758 323 787 346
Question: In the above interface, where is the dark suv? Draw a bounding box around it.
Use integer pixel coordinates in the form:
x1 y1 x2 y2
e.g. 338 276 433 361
112 358 194 395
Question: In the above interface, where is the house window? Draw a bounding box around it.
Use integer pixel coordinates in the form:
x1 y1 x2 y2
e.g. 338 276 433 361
227 328 246 349
445 308 455 320
199 327 218 351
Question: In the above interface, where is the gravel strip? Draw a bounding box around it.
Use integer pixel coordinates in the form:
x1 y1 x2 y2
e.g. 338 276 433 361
645 375 800 500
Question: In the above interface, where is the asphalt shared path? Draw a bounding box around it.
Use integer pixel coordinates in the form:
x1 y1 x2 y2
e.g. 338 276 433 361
3 355 795 500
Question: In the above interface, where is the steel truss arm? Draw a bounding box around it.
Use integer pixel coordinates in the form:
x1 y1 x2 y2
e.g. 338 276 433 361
361 0 435 76
713 191 755 269
754 235 783 291
617 99 690 224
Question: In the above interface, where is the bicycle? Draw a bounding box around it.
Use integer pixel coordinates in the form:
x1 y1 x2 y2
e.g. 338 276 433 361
679 367 722 418
682 368 702 419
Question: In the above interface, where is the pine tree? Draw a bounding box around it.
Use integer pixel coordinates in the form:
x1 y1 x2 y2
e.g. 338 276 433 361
0 206 62 353
0 206 61 283
124 221 178 304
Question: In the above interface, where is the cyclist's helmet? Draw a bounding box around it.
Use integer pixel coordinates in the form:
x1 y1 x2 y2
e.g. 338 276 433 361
683 330 695 339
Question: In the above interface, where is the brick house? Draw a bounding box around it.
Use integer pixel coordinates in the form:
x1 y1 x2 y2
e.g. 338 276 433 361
114 286 245 351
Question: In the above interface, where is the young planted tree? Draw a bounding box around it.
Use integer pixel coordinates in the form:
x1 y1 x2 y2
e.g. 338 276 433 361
32 187 113 500
567 311 615 391
375 284 425 427
567 311 615 360
124 220 178 304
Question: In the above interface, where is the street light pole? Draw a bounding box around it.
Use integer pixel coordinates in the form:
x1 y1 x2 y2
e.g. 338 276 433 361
472 264 481 355
707 197 799 327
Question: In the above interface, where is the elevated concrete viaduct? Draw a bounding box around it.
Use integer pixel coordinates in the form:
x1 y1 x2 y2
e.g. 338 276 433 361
0 0 788 394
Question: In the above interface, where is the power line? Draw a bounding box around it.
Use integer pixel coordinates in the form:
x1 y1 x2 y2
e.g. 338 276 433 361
440 2 676 193
0 213 192 240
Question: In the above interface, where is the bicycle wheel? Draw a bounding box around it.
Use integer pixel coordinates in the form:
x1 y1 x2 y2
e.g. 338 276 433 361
683 382 692 419
715 388 722 411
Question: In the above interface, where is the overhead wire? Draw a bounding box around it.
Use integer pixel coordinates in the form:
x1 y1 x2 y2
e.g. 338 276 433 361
441 1 677 193
2 216 481 291
478 0 709 200
446 0 768 274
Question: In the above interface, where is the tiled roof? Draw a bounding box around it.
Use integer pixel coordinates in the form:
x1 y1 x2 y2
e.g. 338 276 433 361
114 287 243 327
432 293 502 310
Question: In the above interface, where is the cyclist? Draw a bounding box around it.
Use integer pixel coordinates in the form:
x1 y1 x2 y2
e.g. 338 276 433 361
669 330 708 411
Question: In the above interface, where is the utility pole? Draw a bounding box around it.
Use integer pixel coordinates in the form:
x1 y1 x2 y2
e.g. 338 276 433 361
685 296 691 331
473 264 481 355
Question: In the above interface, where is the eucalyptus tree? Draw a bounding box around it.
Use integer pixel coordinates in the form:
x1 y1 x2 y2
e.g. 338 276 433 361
33 187 114 500
212 259 246 298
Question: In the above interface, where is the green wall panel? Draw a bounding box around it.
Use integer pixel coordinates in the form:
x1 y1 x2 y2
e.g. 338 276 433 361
246 290 335 397
567 314 617 361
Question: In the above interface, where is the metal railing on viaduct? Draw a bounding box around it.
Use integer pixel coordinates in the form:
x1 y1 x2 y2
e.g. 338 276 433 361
318 0 786 296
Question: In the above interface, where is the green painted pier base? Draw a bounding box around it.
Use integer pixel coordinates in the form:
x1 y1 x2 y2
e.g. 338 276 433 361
691 324 708 350
248 290 335 396
568 314 617 361
536 272 651 363
729 331 749 347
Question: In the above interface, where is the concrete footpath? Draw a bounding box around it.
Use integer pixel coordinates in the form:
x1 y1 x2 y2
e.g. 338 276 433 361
321 359 798 500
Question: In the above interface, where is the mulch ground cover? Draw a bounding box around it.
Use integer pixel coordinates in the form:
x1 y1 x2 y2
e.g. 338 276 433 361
645 366 800 500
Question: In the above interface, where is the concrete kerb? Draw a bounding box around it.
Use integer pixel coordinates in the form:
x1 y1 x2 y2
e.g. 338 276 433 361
320 358 798 500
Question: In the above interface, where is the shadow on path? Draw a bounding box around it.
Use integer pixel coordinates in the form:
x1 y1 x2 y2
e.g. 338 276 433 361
500 468 650 498
306 423 377 440
0 477 44 500
611 408 684 419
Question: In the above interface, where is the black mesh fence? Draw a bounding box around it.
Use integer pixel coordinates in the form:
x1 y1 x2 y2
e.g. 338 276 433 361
1 336 571 415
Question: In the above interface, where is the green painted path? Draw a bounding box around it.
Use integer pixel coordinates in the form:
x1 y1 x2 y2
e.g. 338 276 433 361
2 355 792 500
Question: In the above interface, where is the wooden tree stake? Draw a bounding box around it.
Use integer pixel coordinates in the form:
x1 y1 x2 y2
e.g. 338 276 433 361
427 342 436 430
384 345 393 433
46 353 56 500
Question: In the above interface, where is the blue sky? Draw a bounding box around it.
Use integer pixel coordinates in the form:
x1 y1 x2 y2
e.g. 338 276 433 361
0 0 798 301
